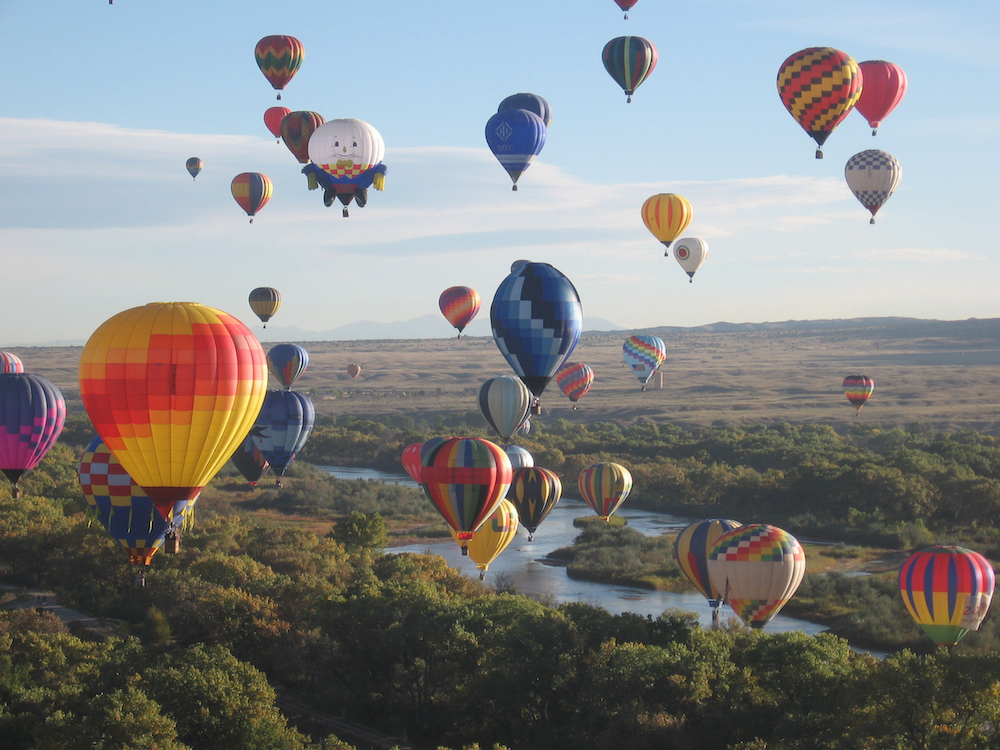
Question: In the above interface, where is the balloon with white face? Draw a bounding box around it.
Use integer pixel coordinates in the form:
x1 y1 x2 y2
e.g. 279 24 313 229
672 237 709 282
303 118 388 216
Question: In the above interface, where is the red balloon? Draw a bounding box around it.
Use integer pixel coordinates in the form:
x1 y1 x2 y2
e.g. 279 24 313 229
401 443 423 481
439 286 481 338
264 106 291 140
855 60 908 135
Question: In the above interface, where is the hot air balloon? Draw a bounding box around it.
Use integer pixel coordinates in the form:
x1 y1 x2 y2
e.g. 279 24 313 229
508 466 562 541
555 362 594 408
79 436 195 565
401 442 424 482
255 35 304 100
267 344 309 389
451 499 519 580
0 352 23 373
230 434 270 488
673 237 709 282
303 118 387 217
280 110 327 188
504 445 534 472
479 376 533 445
708 524 806 628
777 47 863 158
0 373 66 498
485 108 547 191
516 419 530 437
420 437 512 552
79 302 267 519
346 363 362 379
845 150 902 224
185 157 203 180
855 60 907 136
264 106 291 141
843 375 874 414
498 93 552 128
623 335 667 390
248 287 281 327
511 259 531 273
641 194 692 253
251 389 315 487
231 172 273 223
602 36 657 102
899 546 996 647
439 286 481 338
674 519 742 619
613 0 639 18
578 462 632 521
491 262 583 413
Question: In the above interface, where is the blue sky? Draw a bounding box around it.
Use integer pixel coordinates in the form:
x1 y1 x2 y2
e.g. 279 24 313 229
0 0 997 344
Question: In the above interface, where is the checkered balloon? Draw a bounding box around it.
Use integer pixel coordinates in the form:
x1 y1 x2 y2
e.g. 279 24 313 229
845 150 902 223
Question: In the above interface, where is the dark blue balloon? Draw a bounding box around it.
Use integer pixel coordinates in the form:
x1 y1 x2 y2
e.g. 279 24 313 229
485 109 547 190
490 262 583 399
267 343 309 389
498 93 552 128
250 389 315 483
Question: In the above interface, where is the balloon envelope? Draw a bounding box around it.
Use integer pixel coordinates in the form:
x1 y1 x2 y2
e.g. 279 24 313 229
231 173 273 221
248 287 281 326
439 286 481 336
229 435 270 487
79 302 267 517
642 194 692 251
401 442 424 481
777 47 863 157
255 35 304 97
708 524 806 628
843 375 874 412
845 150 902 223
479 376 532 444
508 466 562 539
673 237 709 280
346 363 362 379
555 362 594 403
498 93 552 128
267 344 309 389
251 389 315 479
623 335 667 386
485 108 546 190
280 110 326 164
0 352 23 374
674 519 742 604
185 157 202 179
578 462 632 520
603 36 657 102
451 499 519 577
0 373 66 491
491 262 583 400
264 106 292 139
855 60 907 135
899 545 996 646
504 445 534 472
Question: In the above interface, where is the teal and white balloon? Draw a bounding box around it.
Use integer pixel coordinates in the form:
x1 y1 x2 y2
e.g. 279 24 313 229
845 150 902 224
478 376 532 444
672 238 709 283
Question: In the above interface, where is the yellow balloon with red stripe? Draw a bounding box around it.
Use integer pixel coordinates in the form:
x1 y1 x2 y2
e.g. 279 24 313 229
79 302 268 519
578 462 633 521
641 193 692 254
451 499 519 579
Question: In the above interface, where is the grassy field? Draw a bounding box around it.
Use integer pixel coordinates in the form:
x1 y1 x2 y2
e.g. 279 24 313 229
9 317 1000 434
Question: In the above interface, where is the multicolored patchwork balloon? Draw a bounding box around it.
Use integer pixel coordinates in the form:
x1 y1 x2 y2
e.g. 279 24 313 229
491 262 583 407
451 499 520 579
578 462 632 521
229 435 270 488
855 60 907 136
641 194 692 253
899 545 996 647
250 389 315 485
777 47 863 158
79 436 195 565
231 172 273 223
673 237 709 282
79 302 267 518
255 35 304 100
708 524 806 628
0 373 66 497
845 150 902 224
555 362 594 406
508 466 562 540
674 518 742 609
439 286 481 338
479 376 532 444
603 36 657 102
0 352 23 373
623 335 667 389
843 375 875 413
485 108 547 191
267 344 309 389
420 437 512 549
248 287 281 327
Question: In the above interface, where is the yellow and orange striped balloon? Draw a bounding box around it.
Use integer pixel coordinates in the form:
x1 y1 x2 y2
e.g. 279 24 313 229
641 193 692 253
79 302 267 518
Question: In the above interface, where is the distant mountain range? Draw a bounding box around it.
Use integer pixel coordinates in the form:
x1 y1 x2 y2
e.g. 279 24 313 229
9 316 999 347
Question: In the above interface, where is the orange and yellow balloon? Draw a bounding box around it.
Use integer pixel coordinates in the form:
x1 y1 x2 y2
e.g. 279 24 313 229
451 499 519 579
578 462 633 521
79 302 268 519
641 194 692 254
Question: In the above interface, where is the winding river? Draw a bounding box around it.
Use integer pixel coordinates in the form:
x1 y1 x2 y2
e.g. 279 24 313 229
318 465 828 635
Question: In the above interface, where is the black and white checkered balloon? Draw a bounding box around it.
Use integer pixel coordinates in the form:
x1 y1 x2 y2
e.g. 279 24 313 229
845 149 902 224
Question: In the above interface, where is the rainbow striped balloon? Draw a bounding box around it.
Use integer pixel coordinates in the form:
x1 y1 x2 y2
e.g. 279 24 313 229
555 362 594 404
843 375 874 413
439 286 481 337
899 546 995 647
623 335 667 387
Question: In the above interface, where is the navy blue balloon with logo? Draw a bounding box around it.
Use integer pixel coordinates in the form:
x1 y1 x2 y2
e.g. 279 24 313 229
491 262 583 404
498 93 552 128
250 389 315 485
485 108 547 191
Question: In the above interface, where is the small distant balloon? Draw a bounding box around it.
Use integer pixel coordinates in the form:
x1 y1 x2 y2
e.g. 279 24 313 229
613 0 639 18
264 106 292 141
555 362 594 407
347 363 362 379
439 286 481 338
642 194 692 252
255 35 304 100
185 157 202 180
855 60 907 136
231 172 273 223
280 110 326 165
845 150 902 224
843 375 874 414
248 287 281 327
578 462 632 521
673 238 709 281
603 36 657 102
485 108 546 191
623 335 667 390
267 344 309 389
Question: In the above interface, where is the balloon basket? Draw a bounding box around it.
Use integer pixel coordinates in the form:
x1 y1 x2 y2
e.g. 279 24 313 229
163 532 180 555
815 148 823 159
343 208 349 218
